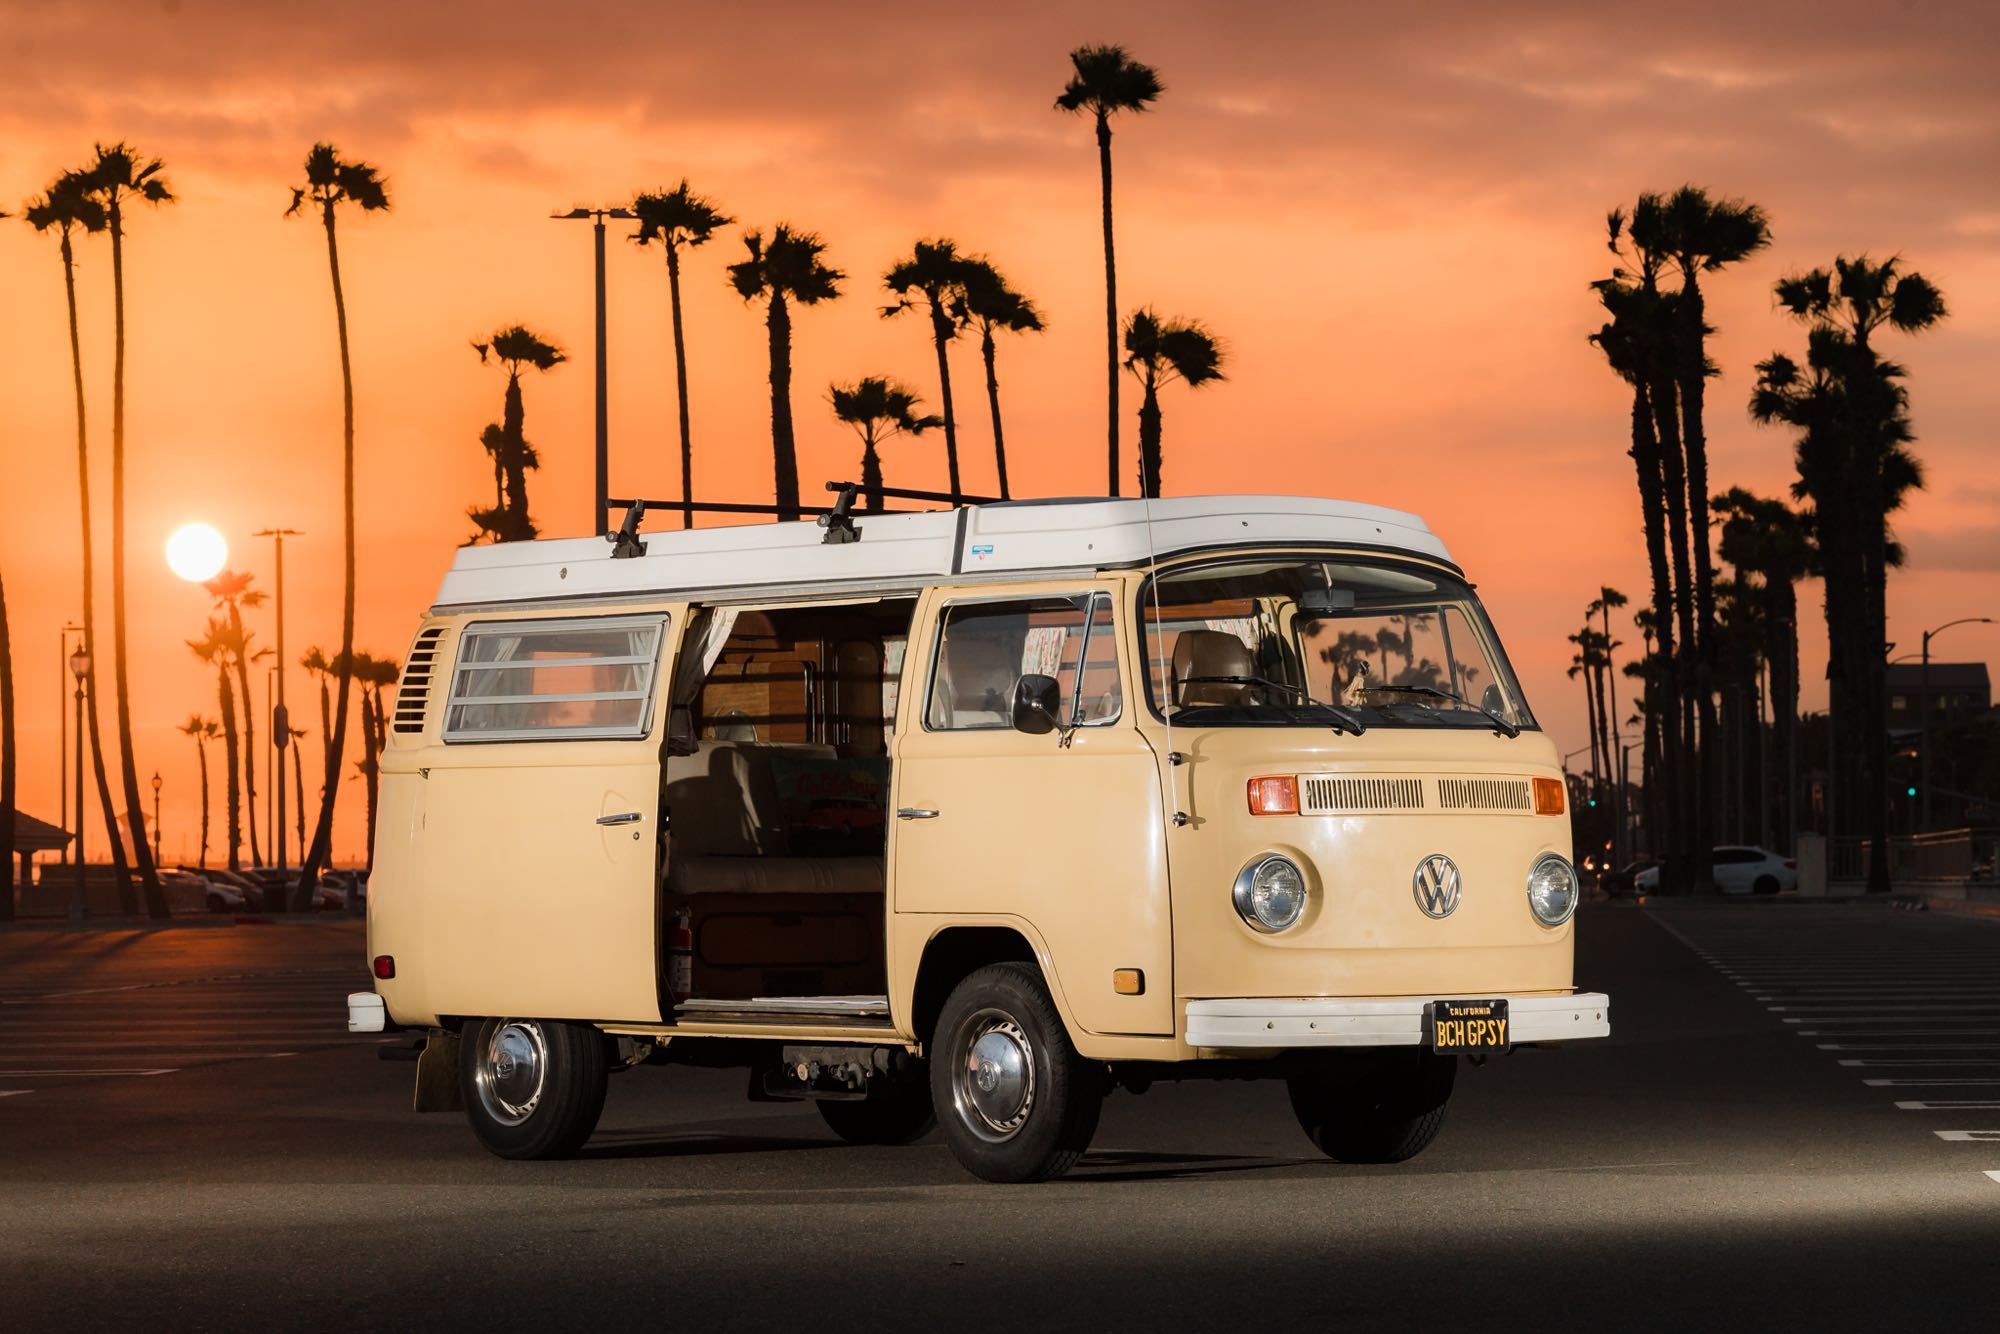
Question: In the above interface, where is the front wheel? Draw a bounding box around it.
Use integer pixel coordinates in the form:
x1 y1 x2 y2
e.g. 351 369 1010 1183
1287 1049 1455 1164
460 1017 610 1160
816 1083 937 1145
930 963 1103 1182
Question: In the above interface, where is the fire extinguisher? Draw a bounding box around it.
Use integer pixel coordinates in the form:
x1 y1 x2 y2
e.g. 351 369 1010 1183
669 906 694 1005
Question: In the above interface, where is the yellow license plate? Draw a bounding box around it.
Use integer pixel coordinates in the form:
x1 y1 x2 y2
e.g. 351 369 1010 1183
1425 999 1510 1053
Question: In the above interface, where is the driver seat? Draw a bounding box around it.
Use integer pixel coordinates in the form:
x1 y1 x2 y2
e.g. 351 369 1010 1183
1172 630 1258 707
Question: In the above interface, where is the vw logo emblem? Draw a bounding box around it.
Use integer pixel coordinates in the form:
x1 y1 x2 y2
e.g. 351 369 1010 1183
1413 854 1462 918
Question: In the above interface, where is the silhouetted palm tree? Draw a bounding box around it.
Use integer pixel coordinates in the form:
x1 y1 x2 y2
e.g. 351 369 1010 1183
1122 309 1224 498
288 142 389 907
829 377 944 511
1588 586 1628 857
203 570 265 866
24 171 132 902
1753 256 1945 892
83 143 174 919
957 259 1045 501
189 621 243 872
0 568 13 921
288 723 308 861
1714 489 1814 852
883 240 974 500
470 326 565 543
350 652 400 872
178 716 219 869
1057 44 1162 497
728 226 843 520
633 182 734 527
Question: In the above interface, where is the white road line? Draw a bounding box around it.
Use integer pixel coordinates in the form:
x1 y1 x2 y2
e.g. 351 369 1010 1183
1769 1004 2000 1013
0 1068 174 1076
1894 1100 2000 1110
0 1090 31 1098
1934 1130 2000 1142
1864 1078 2000 1086
1820 1043 2000 1051
1839 1059 2000 1067
1987 1172 2000 1184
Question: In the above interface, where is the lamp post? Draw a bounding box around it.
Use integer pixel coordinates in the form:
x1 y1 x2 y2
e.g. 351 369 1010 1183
552 205 636 536
57 622 82 861
252 528 301 873
1919 616 1995 831
150 771 162 865
68 646 89 923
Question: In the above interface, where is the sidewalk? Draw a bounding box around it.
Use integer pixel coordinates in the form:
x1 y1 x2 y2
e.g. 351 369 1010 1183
0 912 359 934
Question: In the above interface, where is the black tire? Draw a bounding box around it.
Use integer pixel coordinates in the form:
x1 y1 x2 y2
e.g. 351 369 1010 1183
930 962 1103 1183
816 1083 937 1145
460 1017 610 1160
1287 1049 1455 1164
1753 875 1780 896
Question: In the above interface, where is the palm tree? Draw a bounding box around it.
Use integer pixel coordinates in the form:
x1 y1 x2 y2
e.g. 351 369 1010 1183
829 378 944 511
288 142 389 909
1714 489 1814 852
202 570 265 866
1122 309 1224 498
23 171 133 905
632 182 734 528
728 226 844 520
1753 256 1945 892
350 652 400 871
470 326 565 542
82 143 174 920
883 240 975 500
288 723 308 861
0 568 13 921
1588 586 1629 859
956 259 1045 501
189 621 243 872
1056 44 1162 497
178 716 219 869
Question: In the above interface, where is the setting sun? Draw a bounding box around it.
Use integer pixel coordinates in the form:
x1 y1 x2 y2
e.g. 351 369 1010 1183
164 522 227 583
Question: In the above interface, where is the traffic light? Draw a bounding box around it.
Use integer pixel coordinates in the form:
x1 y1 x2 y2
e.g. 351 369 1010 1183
1906 786 1918 798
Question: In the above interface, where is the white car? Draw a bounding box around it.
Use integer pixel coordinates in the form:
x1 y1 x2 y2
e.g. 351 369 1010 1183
1634 847 1797 896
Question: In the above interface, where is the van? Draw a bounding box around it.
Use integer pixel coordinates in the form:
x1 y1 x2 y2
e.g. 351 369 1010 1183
348 494 1609 1182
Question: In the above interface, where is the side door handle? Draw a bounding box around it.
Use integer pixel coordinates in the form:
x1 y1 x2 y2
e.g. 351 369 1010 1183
896 807 940 821
596 811 642 826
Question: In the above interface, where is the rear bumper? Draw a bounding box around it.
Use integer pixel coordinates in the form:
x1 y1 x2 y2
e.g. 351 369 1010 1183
1184 991 1610 1050
347 991 386 1034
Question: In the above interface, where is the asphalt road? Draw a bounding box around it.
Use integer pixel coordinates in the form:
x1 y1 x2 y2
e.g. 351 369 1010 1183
2 903 1997 1332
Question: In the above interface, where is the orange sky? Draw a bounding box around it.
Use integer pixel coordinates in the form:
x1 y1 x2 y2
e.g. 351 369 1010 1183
2 2 1998 864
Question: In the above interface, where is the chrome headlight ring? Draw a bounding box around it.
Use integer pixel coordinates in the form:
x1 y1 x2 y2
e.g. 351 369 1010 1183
1527 852 1579 927
1232 853 1310 933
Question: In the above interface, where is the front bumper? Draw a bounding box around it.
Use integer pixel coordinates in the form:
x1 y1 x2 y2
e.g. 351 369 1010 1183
347 991 386 1034
1184 991 1610 1050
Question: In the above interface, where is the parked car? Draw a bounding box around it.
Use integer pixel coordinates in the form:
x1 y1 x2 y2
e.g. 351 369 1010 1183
161 868 247 914
1599 858 1658 899
1635 847 1797 896
194 867 268 909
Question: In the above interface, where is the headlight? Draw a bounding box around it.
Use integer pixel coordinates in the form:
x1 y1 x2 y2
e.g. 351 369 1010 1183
1527 853 1578 927
1232 854 1308 933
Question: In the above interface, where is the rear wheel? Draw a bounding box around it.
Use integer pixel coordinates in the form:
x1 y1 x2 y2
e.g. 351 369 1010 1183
461 1017 609 1160
816 1083 937 1145
1753 874 1780 895
1287 1049 1455 1164
930 962 1103 1182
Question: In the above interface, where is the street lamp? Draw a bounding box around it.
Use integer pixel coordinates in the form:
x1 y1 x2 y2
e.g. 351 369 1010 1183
1919 616 1995 831
67 646 90 924
150 771 162 865
552 204 637 536
57 621 82 860
252 528 301 873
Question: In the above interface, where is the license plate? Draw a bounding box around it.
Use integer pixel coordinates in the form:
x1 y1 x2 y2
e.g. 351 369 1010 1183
1425 998 1509 1053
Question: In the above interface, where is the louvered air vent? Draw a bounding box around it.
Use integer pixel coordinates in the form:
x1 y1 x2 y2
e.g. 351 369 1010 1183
1299 775 1426 814
391 627 446 735
1437 778 1532 812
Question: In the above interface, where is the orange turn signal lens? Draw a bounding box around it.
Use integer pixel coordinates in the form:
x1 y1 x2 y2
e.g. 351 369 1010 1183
1247 775 1300 815
1533 777 1565 816
1112 968 1145 996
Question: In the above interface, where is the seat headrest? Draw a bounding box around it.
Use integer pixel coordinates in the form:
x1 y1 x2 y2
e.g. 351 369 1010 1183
1172 630 1257 707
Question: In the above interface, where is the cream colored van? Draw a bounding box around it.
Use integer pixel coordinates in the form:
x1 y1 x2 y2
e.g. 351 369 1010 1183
348 495 1608 1182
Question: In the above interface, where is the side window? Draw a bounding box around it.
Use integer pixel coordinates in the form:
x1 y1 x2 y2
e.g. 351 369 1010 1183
926 593 1121 731
443 615 667 742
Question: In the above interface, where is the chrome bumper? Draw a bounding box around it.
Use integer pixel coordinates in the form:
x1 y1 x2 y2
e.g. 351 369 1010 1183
347 991 386 1034
1184 992 1610 1050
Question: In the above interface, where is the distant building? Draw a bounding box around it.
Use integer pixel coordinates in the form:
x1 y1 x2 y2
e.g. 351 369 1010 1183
1886 662 1991 732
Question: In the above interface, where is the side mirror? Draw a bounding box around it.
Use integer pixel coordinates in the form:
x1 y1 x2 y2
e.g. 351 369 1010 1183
1011 674 1063 735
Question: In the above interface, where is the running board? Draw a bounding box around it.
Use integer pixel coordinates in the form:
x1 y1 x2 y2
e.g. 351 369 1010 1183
674 995 893 1028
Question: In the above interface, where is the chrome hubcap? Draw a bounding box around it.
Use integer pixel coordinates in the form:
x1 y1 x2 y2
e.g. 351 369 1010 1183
476 1019 547 1126
953 1010 1034 1140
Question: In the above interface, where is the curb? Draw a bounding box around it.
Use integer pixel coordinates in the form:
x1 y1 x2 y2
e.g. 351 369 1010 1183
0 912 363 935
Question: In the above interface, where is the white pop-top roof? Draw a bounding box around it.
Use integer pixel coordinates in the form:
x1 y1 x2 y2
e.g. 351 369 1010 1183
430 495 1454 610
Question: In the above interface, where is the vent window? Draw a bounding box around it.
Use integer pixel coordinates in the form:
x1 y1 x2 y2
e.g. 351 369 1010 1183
391 627 446 735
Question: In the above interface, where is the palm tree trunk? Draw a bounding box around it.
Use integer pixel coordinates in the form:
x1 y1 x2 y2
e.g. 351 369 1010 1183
929 303 961 500
218 669 241 872
1771 578 1800 851
668 243 695 529
106 202 168 919
1594 659 1614 818
292 736 306 861
361 689 381 875
0 571 15 921
300 201 358 911
229 607 261 867
1096 113 1120 498
767 292 800 520
501 371 532 540
58 230 135 904
1136 377 1164 500
1601 605 1623 861
1677 275 1722 885
861 436 885 513
1650 377 1703 890
195 732 210 869
984 330 1008 506
1628 380 1684 890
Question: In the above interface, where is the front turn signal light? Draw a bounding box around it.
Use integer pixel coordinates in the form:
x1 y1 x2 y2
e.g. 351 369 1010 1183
1533 777 1565 816
1247 775 1299 815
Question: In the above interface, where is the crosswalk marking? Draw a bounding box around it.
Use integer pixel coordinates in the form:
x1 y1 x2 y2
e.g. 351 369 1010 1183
1935 1130 2000 1141
1895 1100 2000 1110
1865 1078 2000 1086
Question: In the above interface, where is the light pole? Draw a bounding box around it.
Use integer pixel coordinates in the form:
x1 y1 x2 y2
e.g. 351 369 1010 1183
1919 616 1994 831
68 646 89 923
57 622 82 861
553 205 636 537
253 528 301 873
150 771 162 866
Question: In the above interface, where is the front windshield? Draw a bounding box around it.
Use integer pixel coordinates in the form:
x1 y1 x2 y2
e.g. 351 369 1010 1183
1140 556 1536 731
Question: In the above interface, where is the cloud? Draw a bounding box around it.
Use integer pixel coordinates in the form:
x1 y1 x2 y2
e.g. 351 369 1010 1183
1903 524 2000 572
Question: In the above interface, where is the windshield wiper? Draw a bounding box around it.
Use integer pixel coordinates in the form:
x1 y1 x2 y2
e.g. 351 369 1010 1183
1375 684 1520 738
1175 676 1367 735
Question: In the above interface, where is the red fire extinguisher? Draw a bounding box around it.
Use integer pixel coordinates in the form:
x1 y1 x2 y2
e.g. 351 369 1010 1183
669 907 694 1005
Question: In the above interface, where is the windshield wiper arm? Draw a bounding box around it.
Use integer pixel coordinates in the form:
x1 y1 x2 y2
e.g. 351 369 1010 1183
1175 675 1367 735
1383 684 1520 738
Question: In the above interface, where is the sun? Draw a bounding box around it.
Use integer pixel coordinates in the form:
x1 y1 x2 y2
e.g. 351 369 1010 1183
166 523 229 583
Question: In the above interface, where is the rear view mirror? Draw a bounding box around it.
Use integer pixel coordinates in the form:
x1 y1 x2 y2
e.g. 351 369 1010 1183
1011 674 1062 734
1298 587 1356 614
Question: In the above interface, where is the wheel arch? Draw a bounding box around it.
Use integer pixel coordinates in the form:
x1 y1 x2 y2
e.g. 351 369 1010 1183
908 922 1060 1051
